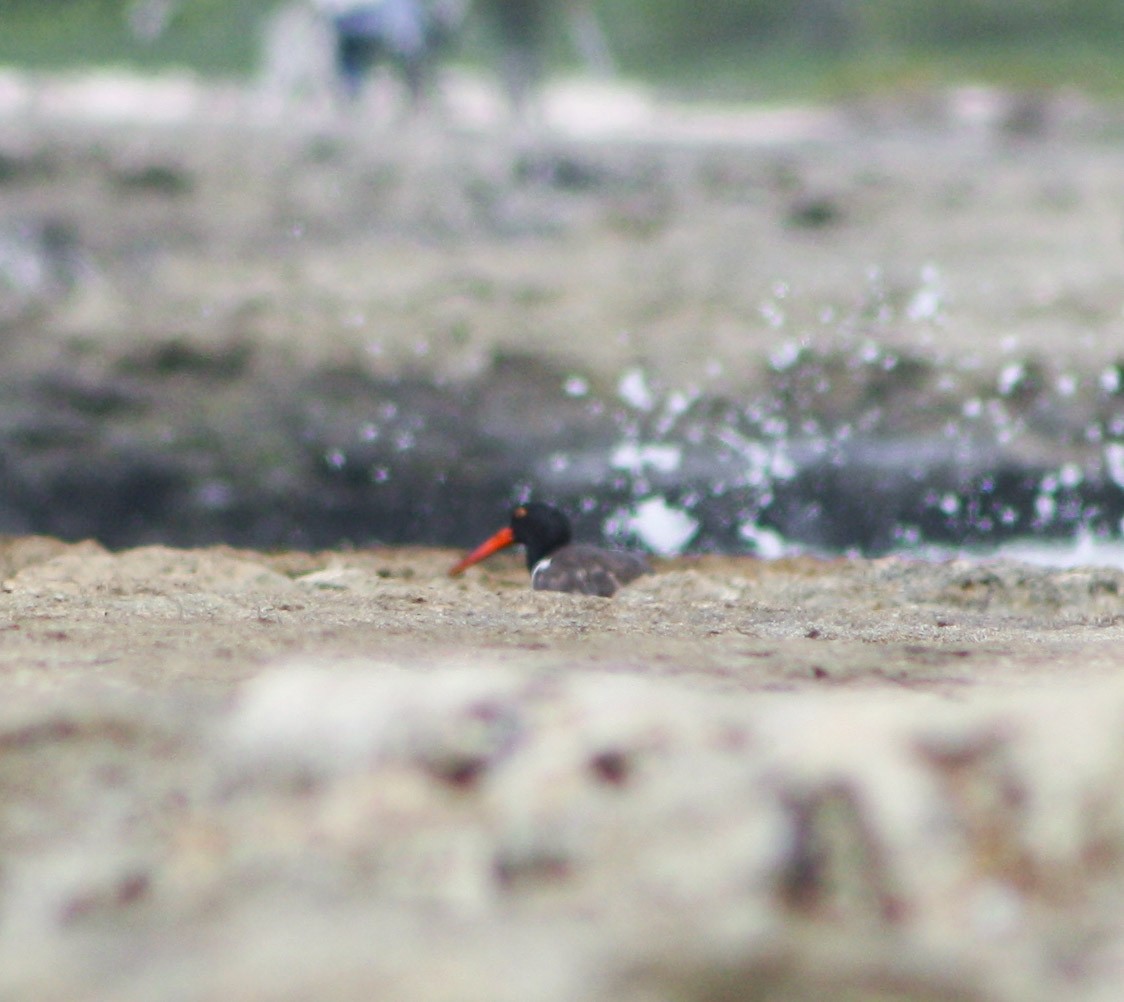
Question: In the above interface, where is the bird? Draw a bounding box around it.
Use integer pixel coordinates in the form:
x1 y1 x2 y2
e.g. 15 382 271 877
448 502 649 597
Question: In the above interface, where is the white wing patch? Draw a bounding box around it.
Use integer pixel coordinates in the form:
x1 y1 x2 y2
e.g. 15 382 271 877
531 557 552 589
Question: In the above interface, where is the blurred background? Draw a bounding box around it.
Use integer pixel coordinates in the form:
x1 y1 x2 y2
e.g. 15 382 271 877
1 0 1124 560
2 0 1124 97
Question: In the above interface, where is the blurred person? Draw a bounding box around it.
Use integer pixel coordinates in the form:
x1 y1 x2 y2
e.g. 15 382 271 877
311 0 467 105
475 0 614 117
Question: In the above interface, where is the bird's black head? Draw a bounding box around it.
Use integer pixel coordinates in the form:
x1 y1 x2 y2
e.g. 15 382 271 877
510 502 572 569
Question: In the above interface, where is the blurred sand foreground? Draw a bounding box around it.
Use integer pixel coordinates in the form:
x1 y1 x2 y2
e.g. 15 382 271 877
2 536 1124 1001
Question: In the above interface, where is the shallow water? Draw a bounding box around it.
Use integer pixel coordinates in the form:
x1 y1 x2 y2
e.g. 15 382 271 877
2 72 1124 562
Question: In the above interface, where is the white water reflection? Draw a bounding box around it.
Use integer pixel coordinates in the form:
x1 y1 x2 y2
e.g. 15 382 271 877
986 532 1124 570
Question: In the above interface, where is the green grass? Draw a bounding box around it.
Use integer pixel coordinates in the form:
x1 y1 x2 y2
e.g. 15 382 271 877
823 38 1124 101
0 0 277 74
1 0 1123 103
612 35 1124 104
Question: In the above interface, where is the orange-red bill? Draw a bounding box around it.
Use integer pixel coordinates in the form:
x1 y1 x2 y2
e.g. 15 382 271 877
448 526 517 576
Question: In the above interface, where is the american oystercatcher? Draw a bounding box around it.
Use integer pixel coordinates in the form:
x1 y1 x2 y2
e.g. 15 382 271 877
449 502 649 597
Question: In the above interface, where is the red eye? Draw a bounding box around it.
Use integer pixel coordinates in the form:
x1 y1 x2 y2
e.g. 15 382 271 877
514 506 527 518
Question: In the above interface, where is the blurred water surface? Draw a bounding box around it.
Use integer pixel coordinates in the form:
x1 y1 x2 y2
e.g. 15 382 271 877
1 69 1123 562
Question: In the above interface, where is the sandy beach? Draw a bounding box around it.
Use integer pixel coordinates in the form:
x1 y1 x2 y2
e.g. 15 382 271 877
3 69 1124 999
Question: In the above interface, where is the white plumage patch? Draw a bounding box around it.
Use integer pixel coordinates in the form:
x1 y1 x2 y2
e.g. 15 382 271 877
530 557 552 588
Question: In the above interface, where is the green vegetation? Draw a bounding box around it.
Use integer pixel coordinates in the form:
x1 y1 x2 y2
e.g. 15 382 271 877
0 0 269 73
0 0 1122 99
